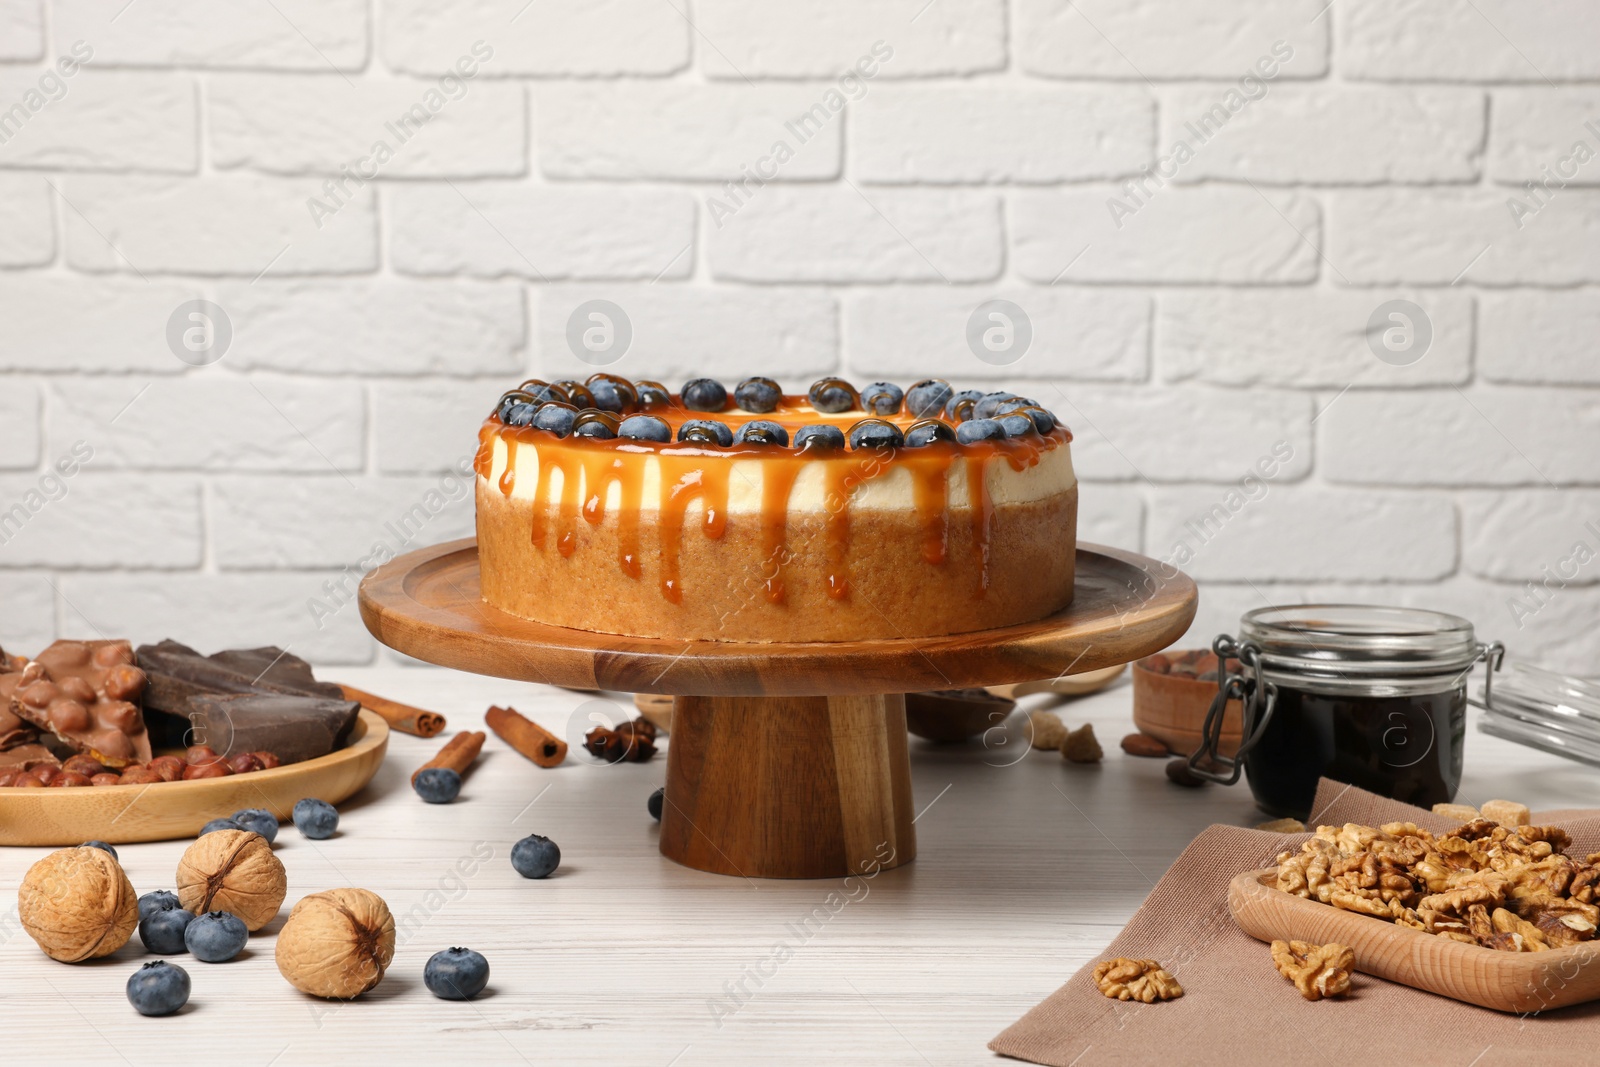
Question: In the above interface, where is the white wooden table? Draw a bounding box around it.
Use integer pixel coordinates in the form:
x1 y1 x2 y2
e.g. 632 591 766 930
3 667 1593 1065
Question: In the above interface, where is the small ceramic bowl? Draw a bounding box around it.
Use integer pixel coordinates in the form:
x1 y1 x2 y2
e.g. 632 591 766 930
1132 649 1243 758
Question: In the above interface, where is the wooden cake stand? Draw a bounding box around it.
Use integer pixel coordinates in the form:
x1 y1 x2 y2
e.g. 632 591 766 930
359 538 1196 879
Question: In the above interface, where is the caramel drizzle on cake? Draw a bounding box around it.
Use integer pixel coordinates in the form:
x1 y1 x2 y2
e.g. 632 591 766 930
476 405 1067 607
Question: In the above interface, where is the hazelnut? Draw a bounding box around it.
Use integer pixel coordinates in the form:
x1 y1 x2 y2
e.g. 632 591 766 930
228 753 265 775
117 767 162 785
275 888 396 999
185 744 221 767
49 772 94 787
101 663 144 701
13 774 45 788
183 762 232 780
62 755 108 778
0 769 18 787
148 756 185 782
251 751 282 769
176 829 287 931
1120 733 1169 758
18 846 138 961
31 765 61 786
90 773 121 787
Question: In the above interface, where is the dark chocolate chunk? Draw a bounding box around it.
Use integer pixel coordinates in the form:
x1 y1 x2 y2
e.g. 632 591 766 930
183 693 359 766
136 641 359 766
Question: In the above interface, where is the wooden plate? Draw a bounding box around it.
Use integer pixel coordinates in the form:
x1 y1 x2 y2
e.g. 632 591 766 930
359 539 1197 697
1229 867 1600 1013
0 710 389 847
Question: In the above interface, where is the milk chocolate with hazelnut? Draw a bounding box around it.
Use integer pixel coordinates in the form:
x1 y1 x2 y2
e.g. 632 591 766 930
9 640 150 767
0 647 39 750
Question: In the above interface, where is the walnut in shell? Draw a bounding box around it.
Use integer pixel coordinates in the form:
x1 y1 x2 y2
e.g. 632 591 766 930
176 829 287 931
1270 939 1354 1001
18 846 138 962
1092 957 1183 1002
275 888 397 999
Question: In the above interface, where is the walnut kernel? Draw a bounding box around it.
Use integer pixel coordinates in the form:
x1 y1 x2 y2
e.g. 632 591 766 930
1027 710 1066 751
1270 939 1355 1001
1060 723 1103 764
1092 957 1183 1003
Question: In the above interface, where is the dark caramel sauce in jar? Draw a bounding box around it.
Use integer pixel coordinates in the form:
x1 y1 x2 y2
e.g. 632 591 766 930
1245 685 1465 820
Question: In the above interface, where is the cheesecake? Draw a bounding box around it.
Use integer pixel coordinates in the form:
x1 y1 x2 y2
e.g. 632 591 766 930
475 375 1077 642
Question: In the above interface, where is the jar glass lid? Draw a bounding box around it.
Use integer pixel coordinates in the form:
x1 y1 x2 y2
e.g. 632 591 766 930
1240 604 1482 693
1479 662 1600 768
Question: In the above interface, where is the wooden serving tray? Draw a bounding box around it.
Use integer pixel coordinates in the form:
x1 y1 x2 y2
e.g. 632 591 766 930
1230 867 1600 1013
0 710 388 847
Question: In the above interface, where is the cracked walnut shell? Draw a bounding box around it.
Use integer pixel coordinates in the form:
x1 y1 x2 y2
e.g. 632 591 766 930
275 888 396 999
18 846 138 962
1092 957 1183 1002
176 828 287 932
1270 939 1355 1001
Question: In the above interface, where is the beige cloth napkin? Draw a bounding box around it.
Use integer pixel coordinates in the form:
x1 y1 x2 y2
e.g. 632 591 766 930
990 779 1600 1066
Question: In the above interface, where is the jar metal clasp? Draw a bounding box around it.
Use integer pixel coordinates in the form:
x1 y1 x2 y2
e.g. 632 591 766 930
1186 634 1278 785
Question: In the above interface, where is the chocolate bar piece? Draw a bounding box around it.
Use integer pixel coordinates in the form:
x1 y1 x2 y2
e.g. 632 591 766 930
9 640 151 767
185 693 360 765
137 640 345 713
136 641 359 766
0 648 40 750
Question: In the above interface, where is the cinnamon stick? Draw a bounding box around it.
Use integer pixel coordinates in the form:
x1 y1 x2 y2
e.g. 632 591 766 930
339 684 446 738
485 705 567 768
411 730 484 786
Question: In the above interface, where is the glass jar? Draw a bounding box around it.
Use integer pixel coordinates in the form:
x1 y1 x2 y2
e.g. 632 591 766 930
1186 605 1503 820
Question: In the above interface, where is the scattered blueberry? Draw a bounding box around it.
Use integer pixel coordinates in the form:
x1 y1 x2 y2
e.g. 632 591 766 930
996 399 1057 433
139 890 182 923
905 419 958 448
956 418 1007 444
735 420 790 447
847 419 905 450
231 808 278 844
943 388 985 422
681 378 728 412
585 375 636 414
511 834 561 879
127 961 190 1017
140 907 195 955
807 378 858 414
502 402 539 427
424 947 491 1001
906 379 955 419
293 798 339 840
648 787 664 821
997 412 1039 437
81 840 117 859
199 818 241 837
794 424 846 451
532 401 579 437
677 419 734 447
860 381 904 416
734 377 782 413
414 767 462 804
974 391 1019 419
572 411 620 439
618 414 673 443
185 911 248 963
634 380 672 409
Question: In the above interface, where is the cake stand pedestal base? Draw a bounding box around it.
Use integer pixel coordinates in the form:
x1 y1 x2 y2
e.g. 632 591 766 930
660 694 914 879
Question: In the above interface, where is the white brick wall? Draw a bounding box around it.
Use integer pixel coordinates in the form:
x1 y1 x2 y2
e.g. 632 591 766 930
1 0 1598 675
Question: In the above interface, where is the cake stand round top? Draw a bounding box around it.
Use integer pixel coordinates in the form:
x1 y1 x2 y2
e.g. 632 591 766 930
358 539 1196 697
